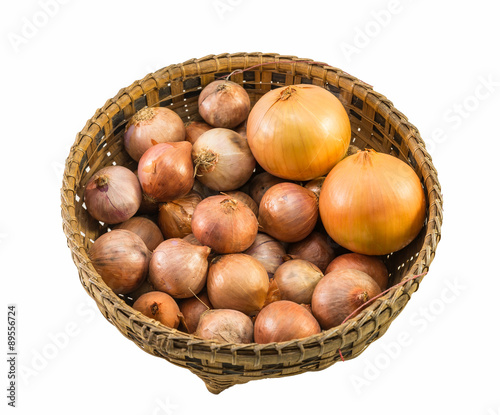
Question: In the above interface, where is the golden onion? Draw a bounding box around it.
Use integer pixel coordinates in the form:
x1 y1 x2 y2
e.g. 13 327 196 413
319 150 426 255
247 84 351 181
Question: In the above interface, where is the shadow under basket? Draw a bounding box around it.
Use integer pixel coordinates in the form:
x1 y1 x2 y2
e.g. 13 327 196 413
60 52 443 394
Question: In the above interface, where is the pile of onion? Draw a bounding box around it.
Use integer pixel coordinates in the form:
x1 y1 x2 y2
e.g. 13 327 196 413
83 79 429 347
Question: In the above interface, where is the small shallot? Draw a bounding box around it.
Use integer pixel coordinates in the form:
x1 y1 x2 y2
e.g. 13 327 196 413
192 195 258 254
287 231 335 273
133 291 182 329
195 309 254 344
258 182 318 243
178 291 212 334
207 254 269 316
132 291 182 329
115 216 164 251
192 128 255 191
198 80 251 129
274 259 324 304
304 176 326 199
223 190 259 217
311 269 381 330
138 141 194 203
325 253 389 290
254 300 321 343
185 120 213 145
124 107 186 162
157 192 202 239
84 166 142 224
149 238 210 299
243 233 286 276
89 229 150 294
248 172 286 206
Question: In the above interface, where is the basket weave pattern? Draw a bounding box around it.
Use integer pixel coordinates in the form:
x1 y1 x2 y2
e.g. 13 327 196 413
60 52 443 394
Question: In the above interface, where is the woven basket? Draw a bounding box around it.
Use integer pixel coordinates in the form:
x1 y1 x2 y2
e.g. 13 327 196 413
60 52 443 394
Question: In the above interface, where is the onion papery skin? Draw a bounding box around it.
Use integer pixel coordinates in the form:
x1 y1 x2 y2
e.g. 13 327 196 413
207 254 269 316
192 128 256 191
254 300 321 344
287 231 335 273
178 291 212 334
133 291 181 329
128 278 156 302
325 253 389 290
149 238 210 299
198 80 251 129
304 176 326 199
138 141 194 203
233 120 247 140
84 166 142 224
273 259 323 304
258 182 318 243
114 216 164 251
223 190 259 217
311 268 381 330
192 195 258 254
248 172 287 206
247 84 351 181
243 233 286 276
123 107 186 162
133 169 159 215
157 192 202 239
195 309 254 344
89 229 150 295
185 121 213 145
319 150 426 255
182 233 202 246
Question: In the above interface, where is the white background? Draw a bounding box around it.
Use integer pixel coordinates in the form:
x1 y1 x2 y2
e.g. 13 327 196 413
1 0 499 414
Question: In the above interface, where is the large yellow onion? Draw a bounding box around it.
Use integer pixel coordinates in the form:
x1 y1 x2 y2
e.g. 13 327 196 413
319 150 426 255
247 84 351 181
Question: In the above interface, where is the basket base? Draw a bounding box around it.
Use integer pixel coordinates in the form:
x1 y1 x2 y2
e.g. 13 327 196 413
199 374 244 395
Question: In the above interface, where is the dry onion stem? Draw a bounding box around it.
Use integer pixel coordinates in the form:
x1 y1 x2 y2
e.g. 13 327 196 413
193 150 218 177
